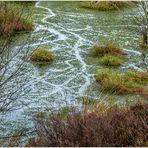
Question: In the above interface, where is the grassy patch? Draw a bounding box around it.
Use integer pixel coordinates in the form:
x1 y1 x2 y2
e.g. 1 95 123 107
80 1 135 11
95 69 148 95
31 48 55 64
89 42 126 57
0 3 34 37
100 55 123 67
124 70 148 85
139 41 148 49
76 96 98 106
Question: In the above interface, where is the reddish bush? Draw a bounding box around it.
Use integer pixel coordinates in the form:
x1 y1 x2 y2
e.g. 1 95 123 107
26 103 148 147
0 4 33 37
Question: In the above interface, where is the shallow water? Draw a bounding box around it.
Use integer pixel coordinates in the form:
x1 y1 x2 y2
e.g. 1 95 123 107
0 1 147 144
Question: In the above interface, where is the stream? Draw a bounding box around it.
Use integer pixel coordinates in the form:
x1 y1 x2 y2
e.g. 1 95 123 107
0 1 147 144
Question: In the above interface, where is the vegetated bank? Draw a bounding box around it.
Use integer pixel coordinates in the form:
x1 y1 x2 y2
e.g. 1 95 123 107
0 2 34 37
26 102 148 147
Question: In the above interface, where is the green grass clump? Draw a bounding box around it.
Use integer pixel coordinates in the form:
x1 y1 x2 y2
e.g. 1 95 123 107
19 17 34 31
89 42 125 57
80 1 135 11
100 55 123 67
139 41 148 49
124 70 148 85
95 69 147 95
31 48 55 64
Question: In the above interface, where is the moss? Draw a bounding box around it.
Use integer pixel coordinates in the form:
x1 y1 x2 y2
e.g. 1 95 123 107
31 48 55 64
100 55 123 67
95 69 145 95
80 1 135 11
89 42 126 57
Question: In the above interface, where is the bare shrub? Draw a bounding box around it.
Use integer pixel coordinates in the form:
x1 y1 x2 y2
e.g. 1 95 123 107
26 103 148 147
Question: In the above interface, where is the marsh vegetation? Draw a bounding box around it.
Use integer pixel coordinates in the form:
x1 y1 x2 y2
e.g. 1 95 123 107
0 1 148 147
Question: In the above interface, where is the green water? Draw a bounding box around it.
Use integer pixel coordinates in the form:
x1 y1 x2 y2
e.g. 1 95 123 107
0 1 147 145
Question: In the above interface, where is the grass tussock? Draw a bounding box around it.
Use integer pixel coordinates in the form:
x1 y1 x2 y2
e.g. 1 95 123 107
100 55 123 67
139 41 148 49
124 70 148 85
26 103 148 147
80 1 135 11
31 48 55 64
0 3 34 37
89 42 126 57
95 69 148 95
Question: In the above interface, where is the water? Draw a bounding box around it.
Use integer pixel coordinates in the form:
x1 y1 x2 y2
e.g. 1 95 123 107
0 1 147 144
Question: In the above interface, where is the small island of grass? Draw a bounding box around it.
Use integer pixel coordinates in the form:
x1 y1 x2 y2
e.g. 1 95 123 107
95 69 148 95
80 1 136 11
89 42 126 57
100 55 123 67
31 48 55 65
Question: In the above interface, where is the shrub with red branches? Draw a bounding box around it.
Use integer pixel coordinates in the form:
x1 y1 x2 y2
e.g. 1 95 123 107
0 2 34 37
26 103 148 147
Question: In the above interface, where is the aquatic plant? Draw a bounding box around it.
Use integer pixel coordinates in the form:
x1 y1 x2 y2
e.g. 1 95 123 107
124 70 148 85
99 55 123 67
139 41 148 49
80 1 135 11
89 42 126 57
31 48 55 64
26 103 148 147
95 69 147 95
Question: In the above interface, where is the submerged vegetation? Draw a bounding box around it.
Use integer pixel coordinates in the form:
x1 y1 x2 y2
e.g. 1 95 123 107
31 47 55 64
26 103 148 147
80 1 136 11
95 69 148 95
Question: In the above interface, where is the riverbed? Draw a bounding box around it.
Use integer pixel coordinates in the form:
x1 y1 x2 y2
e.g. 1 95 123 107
0 1 147 145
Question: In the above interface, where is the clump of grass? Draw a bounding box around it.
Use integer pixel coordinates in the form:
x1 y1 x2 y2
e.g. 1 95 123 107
100 55 123 67
0 3 34 37
89 42 126 57
95 69 147 95
80 1 135 11
26 103 148 147
31 48 55 64
139 41 148 49
124 70 148 84
76 96 98 106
